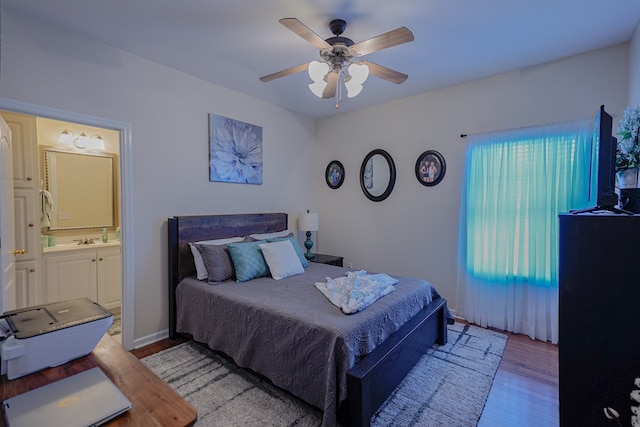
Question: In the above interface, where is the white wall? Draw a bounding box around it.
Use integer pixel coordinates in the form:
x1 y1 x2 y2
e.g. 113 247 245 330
315 44 630 312
0 10 317 344
629 21 640 105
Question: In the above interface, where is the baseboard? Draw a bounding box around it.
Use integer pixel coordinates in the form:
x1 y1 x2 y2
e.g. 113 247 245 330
133 328 169 349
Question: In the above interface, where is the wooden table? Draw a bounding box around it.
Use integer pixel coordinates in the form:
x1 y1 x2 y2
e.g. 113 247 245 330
0 334 197 426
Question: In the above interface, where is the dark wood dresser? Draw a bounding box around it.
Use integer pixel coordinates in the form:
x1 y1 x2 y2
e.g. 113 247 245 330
559 213 640 426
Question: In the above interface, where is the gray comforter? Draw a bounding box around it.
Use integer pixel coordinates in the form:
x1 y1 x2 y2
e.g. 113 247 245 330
176 263 442 427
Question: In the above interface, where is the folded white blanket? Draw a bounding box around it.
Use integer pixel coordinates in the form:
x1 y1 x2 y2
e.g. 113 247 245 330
315 270 398 314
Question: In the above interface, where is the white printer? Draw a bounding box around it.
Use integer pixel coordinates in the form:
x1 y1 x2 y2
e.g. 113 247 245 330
0 298 113 380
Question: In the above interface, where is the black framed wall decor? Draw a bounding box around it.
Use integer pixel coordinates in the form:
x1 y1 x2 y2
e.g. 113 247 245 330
325 160 345 189
415 150 446 187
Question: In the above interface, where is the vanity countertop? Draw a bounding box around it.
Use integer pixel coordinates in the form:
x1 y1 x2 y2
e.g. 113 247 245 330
43 240 121 253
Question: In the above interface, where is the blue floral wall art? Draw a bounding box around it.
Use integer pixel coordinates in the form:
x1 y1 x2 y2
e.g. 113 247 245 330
208 114 263 184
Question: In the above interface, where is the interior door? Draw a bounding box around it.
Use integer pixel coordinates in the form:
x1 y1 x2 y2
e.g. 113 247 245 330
0 115 16 313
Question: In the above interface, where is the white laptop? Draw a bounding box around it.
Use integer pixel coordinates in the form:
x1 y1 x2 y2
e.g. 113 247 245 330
2 367 132 427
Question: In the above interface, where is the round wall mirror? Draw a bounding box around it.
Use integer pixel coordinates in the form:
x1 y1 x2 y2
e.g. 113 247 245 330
360 149 396 202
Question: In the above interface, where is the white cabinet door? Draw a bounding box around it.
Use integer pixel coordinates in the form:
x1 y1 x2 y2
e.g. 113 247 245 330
15 260 39 309
97 248 121 310
45 252 98 303
2 111 38 313
3 111 37 190
0 115 16 313
13 188 38 263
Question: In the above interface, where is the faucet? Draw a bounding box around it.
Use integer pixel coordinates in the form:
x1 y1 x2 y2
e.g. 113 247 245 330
74 238 96 245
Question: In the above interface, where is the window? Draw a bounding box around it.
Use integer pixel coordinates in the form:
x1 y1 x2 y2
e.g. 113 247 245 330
457 118 592 343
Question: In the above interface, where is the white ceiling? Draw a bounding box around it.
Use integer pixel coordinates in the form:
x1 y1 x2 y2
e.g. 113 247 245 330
4 0 640 119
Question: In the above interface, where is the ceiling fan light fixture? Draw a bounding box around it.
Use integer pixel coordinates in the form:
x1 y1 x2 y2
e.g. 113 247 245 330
262 18 413 106
345 62 369 98
309 80 328 98
344 80 363 98
308 60 329 81
308 60 329 98
348 62 369 82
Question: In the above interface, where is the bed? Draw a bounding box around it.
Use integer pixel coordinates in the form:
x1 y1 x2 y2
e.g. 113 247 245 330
167 213 451 427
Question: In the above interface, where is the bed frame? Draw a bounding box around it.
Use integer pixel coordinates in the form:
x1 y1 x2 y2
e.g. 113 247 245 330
167 213 448 427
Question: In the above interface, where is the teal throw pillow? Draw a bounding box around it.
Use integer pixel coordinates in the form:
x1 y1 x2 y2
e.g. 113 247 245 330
227 240 270 282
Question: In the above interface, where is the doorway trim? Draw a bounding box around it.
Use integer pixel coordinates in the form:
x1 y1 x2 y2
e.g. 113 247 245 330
0 97 134 350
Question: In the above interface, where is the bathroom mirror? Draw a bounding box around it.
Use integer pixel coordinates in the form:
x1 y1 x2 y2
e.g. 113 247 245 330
360 149 396 202
44 148 117 230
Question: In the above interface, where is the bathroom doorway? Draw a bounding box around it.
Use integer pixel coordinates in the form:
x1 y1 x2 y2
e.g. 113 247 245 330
0 98 133 349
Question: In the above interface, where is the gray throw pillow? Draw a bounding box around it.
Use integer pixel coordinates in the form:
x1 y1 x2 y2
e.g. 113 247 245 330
193 243 235 283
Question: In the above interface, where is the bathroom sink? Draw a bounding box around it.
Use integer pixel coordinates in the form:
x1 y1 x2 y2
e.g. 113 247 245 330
43 240 121 252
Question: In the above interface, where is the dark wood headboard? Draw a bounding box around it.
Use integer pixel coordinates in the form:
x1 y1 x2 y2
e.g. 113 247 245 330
167 213 288 338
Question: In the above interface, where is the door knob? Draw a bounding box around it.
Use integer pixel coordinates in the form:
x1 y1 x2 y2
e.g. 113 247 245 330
12 249 26 255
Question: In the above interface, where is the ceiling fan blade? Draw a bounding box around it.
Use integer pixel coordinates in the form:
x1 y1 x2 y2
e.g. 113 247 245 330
361 61 408 84
279 18 331 50
260 63 310 82
350 27 414 56
322 72 338 99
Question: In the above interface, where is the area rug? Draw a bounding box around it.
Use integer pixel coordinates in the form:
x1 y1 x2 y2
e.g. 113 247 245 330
141 323 507 426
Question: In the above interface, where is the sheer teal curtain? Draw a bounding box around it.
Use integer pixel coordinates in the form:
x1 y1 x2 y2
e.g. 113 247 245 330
457 118 593 343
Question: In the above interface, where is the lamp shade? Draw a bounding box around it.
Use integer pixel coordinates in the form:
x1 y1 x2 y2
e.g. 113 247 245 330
298 212 319 232
308 61 329 98
85 134 105 150
345 63 369 98
59 129 74 145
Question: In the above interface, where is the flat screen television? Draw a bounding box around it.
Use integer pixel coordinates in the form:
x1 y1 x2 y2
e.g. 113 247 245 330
572 105 627 214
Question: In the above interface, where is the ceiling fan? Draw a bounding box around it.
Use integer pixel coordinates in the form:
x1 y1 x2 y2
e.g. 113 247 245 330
260 18 414 104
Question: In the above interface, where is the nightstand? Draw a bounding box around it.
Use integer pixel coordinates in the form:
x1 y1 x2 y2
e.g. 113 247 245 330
308 253 344 267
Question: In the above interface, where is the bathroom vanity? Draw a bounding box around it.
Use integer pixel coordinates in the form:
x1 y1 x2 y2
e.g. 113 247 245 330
43 241 121 310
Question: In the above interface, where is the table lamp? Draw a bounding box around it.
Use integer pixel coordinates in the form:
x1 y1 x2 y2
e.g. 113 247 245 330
298 211 319 259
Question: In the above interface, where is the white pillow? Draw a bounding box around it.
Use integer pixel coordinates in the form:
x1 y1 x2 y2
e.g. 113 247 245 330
249 230 291 240
189 237 245 280
259 240 305 280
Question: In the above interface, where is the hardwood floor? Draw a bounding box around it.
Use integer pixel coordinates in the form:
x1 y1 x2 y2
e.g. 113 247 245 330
477 328 558 427
131 324 559 426
130 336 188 359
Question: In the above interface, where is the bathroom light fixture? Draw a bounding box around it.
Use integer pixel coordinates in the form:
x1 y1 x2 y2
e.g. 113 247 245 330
59 129 105 150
